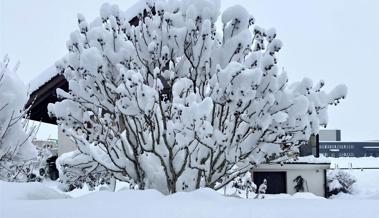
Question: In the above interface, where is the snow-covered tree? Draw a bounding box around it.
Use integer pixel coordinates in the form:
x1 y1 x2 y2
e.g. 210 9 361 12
0 56 37 181
49 0 347 194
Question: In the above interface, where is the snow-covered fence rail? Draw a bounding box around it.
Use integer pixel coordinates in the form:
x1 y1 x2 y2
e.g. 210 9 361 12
329 167 379 170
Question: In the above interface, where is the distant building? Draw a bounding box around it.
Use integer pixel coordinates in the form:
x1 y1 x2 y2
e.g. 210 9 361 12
319 129 341 141
320 141 379 157
318 129 379 157
32 139 58 156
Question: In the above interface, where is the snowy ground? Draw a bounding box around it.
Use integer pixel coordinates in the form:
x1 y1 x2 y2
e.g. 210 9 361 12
329 157 379 200
329 157 379 168
1 182 378 218
1 157 378 218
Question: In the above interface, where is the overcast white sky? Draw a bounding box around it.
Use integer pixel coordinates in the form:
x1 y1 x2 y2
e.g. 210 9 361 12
1 0 378 141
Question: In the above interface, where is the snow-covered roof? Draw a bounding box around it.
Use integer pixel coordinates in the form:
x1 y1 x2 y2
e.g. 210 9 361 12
123 0 148 21
275 155 331 164
320 141 379 143
28 65 61 95
289 155 331 164
28 0 148 95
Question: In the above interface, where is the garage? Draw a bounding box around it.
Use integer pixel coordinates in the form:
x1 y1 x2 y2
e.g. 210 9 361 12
253 171 287 194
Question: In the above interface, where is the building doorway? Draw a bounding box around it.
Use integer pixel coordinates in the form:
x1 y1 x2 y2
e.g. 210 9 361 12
253 171 287 194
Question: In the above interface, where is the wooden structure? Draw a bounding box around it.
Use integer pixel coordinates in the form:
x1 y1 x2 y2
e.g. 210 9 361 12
26 3 148 124
27 73 67 124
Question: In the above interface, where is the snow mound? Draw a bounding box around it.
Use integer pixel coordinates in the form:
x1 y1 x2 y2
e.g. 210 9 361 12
331 191 379 200
167 188 225 201
2 184 378 218
1 177 378 218
291 192 325 199
262 192 325 200
0 181 70 200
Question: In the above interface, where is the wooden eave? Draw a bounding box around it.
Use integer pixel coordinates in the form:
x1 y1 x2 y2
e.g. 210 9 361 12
26 73 68 124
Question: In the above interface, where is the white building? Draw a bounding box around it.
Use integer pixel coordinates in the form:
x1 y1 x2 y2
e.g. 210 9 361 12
251 156 330 197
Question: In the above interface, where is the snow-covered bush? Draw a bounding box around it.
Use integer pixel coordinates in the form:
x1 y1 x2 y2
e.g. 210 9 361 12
25 145 57 182
49 0 347 194
0 56 38 181
254 178 267 199
229 172 256 198
56 150 113 191
327 169 356 196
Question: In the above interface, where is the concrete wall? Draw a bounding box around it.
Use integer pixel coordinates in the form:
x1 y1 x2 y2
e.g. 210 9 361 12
57 126 77 156
286 169 325 196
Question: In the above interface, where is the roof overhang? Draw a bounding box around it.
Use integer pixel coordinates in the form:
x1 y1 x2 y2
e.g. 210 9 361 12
25 1 148 124
26 74 67 124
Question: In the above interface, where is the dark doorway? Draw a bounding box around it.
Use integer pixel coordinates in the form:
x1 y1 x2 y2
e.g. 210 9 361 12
253 171 287 194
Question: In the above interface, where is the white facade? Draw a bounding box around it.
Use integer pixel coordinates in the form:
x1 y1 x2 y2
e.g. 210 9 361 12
32 139 58 156
251 163 330 197
57 126 77 156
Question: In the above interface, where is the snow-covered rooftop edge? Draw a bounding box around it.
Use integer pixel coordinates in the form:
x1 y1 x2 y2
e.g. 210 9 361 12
123 0 148 21
320 141 379 143
28 0 148 95
274 155 331 164
28 64 60 95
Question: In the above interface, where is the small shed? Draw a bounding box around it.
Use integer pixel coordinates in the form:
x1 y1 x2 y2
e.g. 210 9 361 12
251 155 330 197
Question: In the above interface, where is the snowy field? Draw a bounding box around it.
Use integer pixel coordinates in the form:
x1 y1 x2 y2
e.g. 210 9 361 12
329 157 379 168
1 157 378 218
329 157 379 199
